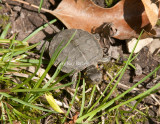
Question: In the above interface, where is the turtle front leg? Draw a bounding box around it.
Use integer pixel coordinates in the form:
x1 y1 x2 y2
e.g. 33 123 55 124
71 72 78 88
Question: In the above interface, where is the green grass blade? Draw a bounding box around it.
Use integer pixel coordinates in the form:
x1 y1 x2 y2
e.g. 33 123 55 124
0 62 37 68
34 30 77 89
11 42 45 90
23 19 57 42
0 92 54 113
1 101 6 123
43 58 67 89
79 79 86 117
25 30 76 103
13 108 52 120
49 71 73 88
0 23 11 39
0 42 39 54
76 30 144 122
86 84 96 109
88 64 160 122
0 38 28 45
38 0 44 13
102 32 142 104
1 40 15 75
108 65 160 112
18 59 48 64
12 82 73 92
88 68 122 112
125 103 147 116
4 103 13 124
62 73 81 123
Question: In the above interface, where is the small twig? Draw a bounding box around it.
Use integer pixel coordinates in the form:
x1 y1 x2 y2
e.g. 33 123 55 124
55 98 76 112
38 13 60 32
96 85 105 96
151 94 160 105
12 0 53 14
66 87 79 102
5 2 13 14
85 88 92 93
11 0 60 33
106 71 139 91
49 0 55 6
11 0 70 17
21 66 51 80
126 106 147 122
101 110 105 124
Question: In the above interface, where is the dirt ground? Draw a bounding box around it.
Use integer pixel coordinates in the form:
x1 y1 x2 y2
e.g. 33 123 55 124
0 0 160 123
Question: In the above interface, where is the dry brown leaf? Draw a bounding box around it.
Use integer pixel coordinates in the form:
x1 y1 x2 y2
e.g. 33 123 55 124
51 0 160 39
12 0 160 40
64 112 79 124
127 38 153 53
148 38 160 53
141 0 159 27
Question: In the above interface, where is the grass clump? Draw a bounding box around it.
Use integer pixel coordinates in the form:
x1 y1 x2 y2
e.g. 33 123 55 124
73 30 160 123
0 20 76 123
0 13 9 29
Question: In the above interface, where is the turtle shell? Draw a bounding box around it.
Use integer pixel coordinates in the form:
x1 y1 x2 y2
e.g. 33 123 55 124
49 29 103 73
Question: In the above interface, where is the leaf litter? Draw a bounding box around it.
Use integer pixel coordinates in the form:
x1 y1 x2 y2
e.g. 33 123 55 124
1 0 160 123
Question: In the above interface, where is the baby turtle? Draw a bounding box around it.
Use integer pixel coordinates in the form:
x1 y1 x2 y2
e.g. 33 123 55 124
49 29 104 84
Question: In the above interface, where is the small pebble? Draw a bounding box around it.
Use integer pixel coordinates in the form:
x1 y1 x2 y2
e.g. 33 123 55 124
135 63 142 76
137 84 143 88
13 6 21 12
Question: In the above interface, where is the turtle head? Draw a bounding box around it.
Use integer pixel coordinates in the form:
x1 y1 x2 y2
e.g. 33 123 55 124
85 65 102 84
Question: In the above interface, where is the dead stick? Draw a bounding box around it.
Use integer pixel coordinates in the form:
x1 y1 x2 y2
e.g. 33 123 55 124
12 0 73 17
11 0 61 31
106 71 139 91
12 0 53 14
11 0 73 17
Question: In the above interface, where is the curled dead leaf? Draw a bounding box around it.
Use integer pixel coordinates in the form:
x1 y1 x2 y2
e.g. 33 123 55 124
50 0 160 39
12 0 160 40
141 0 159 27
127 38 153 53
